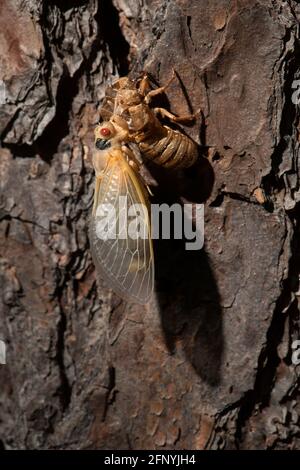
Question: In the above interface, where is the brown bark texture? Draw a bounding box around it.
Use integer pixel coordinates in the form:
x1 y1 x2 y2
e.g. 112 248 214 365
1 0 300 450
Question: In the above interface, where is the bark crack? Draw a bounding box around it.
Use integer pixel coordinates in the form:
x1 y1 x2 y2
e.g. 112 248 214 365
102 366 116 422
55 290 72 412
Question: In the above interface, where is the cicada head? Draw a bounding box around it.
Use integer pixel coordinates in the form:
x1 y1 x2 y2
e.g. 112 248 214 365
94 121 116 150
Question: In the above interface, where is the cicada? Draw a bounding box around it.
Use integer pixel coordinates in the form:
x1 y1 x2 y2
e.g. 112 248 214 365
90 72 200 303
89 121 154 304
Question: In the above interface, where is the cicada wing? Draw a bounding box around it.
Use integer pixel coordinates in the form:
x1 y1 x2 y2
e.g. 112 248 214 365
89 150 154 304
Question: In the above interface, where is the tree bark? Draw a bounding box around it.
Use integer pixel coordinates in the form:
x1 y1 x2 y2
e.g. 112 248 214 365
1 0 300 450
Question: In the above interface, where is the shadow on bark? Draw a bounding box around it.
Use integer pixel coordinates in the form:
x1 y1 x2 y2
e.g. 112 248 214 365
155 237 223 387
150 155 223 387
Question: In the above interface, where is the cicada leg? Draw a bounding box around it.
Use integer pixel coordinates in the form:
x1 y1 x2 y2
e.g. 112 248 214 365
121 145 141 171
143 69 177 104
153 107 201 123
121 145 154 199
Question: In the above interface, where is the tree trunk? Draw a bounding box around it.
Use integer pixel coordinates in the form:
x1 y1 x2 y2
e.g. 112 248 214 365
1 0 300 450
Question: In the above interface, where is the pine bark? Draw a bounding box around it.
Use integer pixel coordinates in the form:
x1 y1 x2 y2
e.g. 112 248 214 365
1 0 300 450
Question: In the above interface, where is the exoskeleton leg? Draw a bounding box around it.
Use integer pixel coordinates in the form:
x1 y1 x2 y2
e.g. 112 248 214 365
142 69 177 104
153 107 200 123
138 75 152 97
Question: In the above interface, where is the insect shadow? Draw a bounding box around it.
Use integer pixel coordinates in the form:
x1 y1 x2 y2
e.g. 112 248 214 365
148 156 223 386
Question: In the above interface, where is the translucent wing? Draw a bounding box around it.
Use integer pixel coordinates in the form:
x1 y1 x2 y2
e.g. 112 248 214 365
89 149 154 304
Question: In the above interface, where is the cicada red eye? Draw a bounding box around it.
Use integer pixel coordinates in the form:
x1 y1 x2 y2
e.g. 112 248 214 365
100 127 111 137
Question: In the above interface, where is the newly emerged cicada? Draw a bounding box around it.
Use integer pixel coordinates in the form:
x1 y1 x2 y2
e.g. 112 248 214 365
89 121 154 304
90 72 200 304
